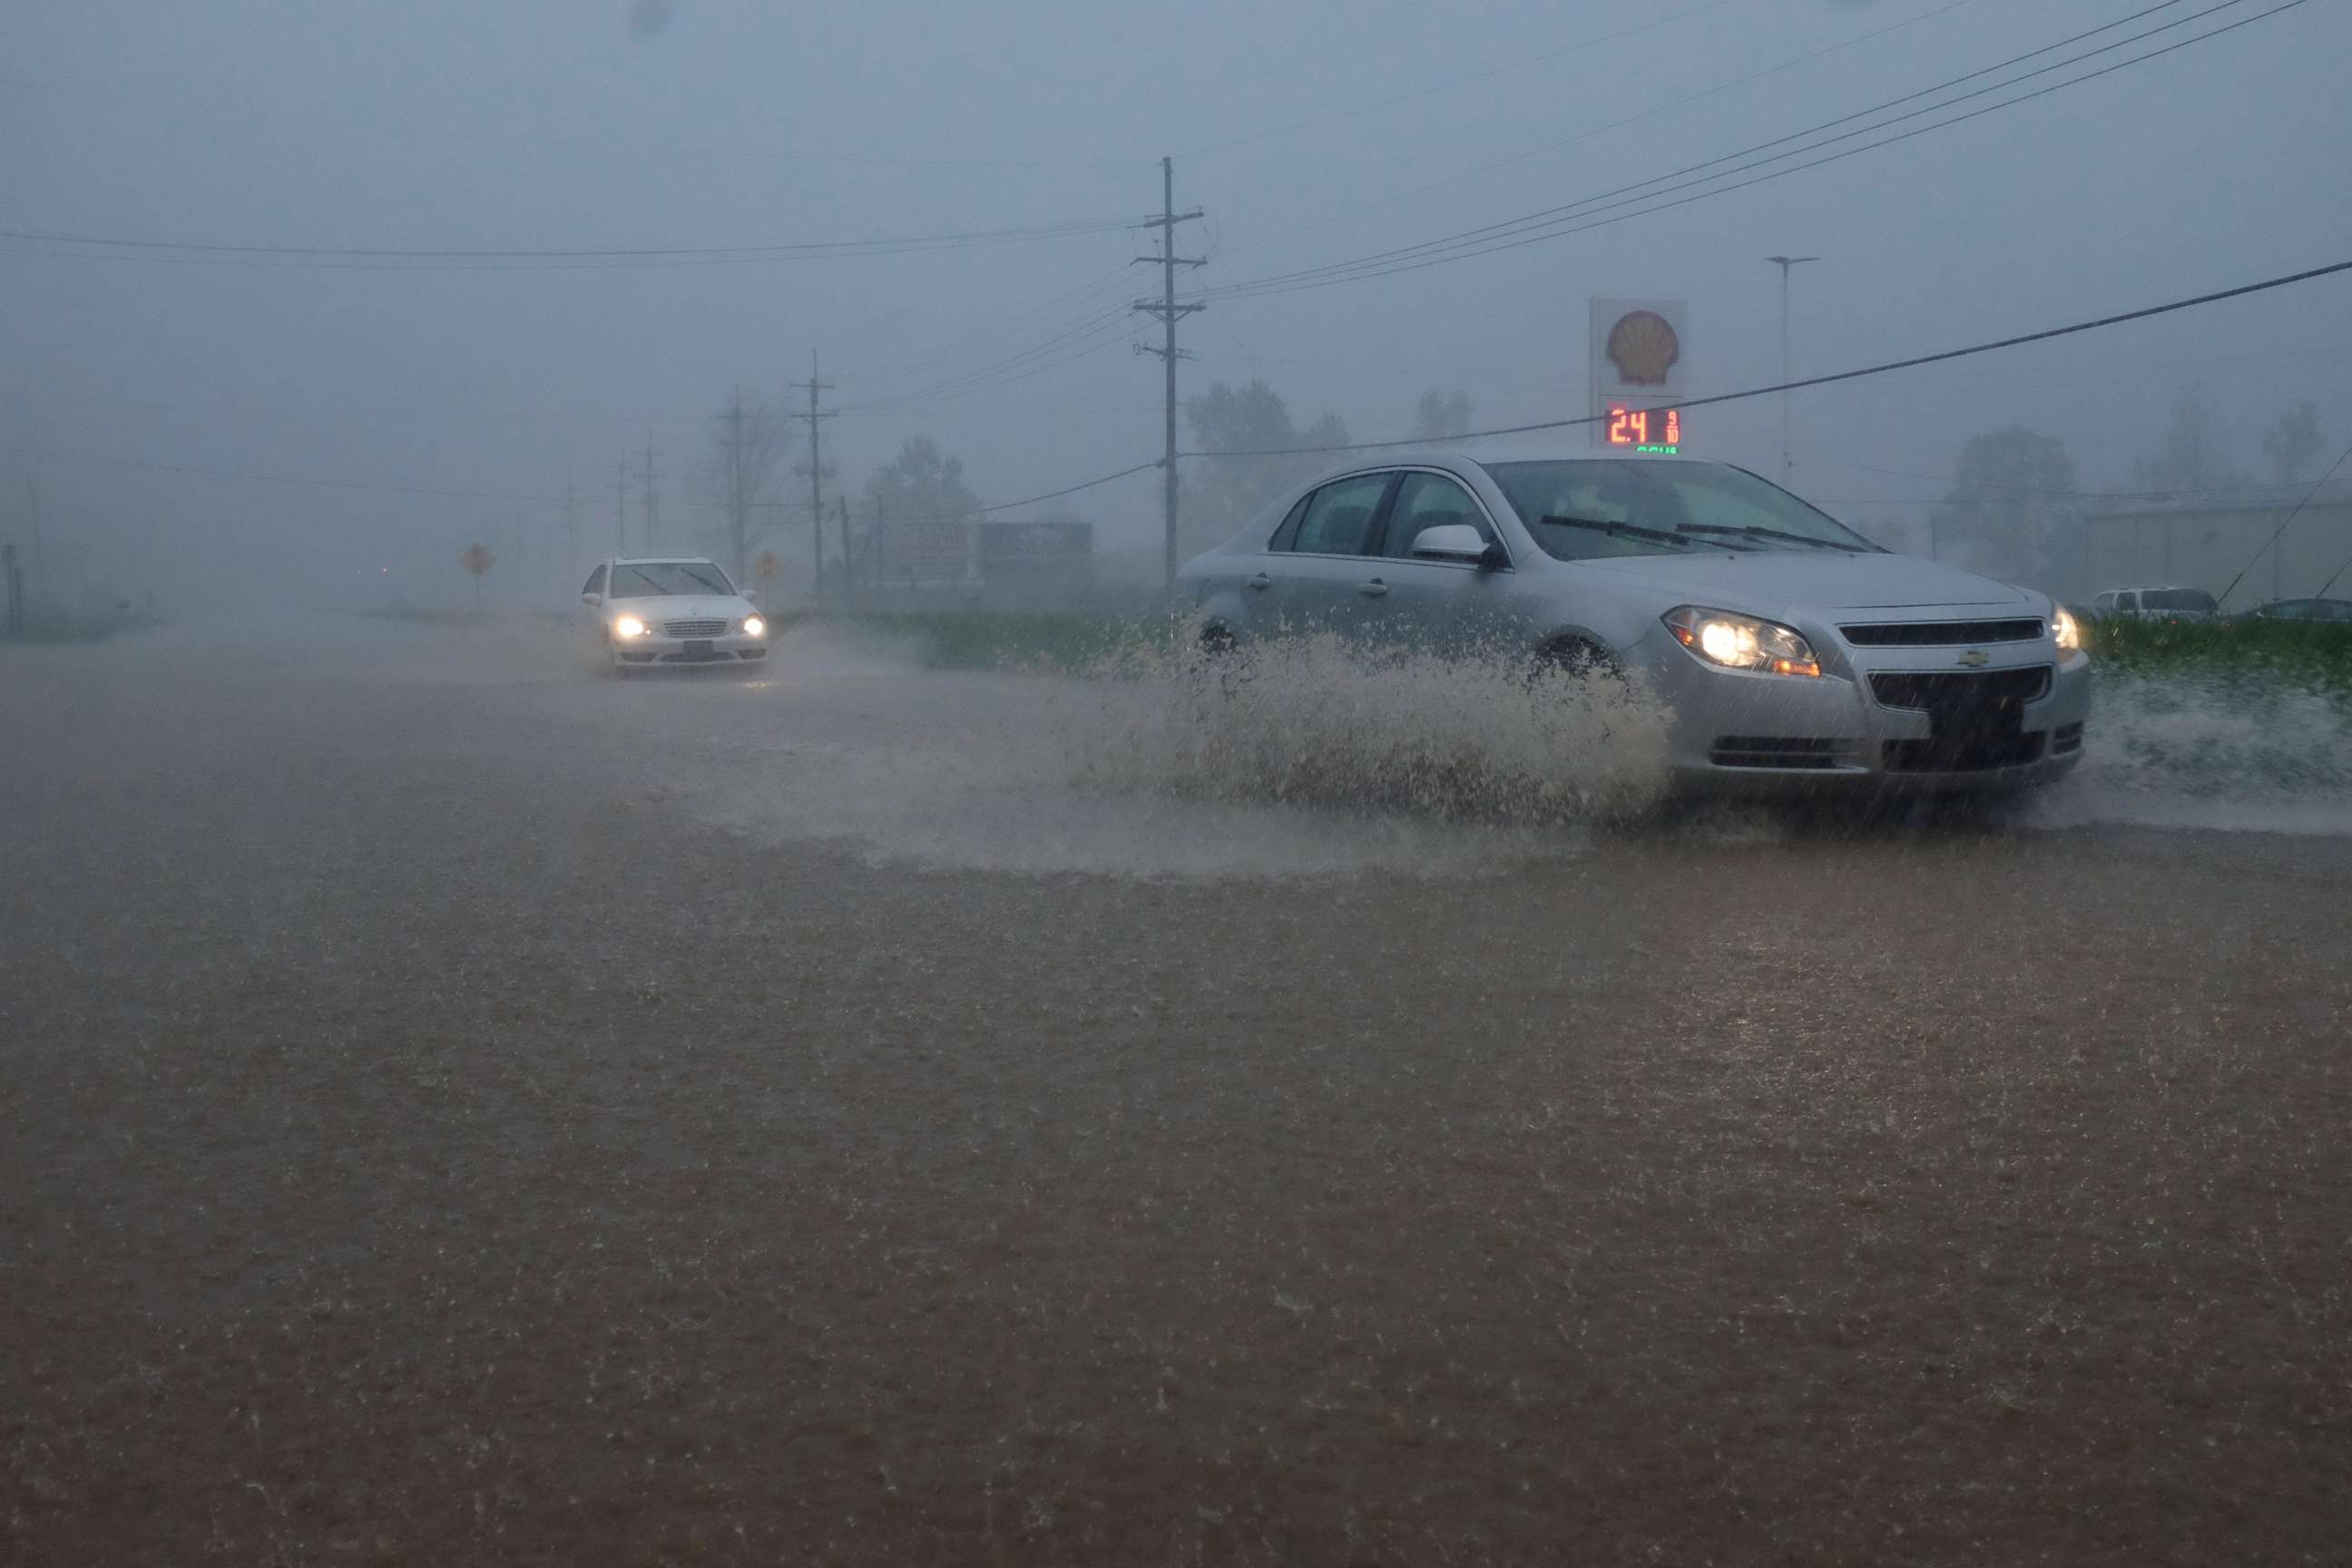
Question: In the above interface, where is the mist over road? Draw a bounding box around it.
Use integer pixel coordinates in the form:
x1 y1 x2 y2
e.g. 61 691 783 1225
5 621 2348 1565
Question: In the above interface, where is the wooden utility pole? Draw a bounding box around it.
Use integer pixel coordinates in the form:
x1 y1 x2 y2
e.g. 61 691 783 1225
793 355 837 595
1133 155 1205 588
562 476 580 591
836 495 853 601
722 384 748 583
640 436 662 555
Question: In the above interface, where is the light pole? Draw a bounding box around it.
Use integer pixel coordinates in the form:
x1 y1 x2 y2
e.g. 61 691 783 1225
1766 255 1818 480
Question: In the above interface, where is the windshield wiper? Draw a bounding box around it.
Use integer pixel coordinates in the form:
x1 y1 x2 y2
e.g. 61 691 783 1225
1676 523 1870 553
1535 514 1701 549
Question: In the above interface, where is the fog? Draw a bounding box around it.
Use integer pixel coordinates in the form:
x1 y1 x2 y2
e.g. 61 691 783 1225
5 0 2349 612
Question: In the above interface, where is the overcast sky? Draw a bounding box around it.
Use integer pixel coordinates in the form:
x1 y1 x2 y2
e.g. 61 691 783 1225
5 0 2348 603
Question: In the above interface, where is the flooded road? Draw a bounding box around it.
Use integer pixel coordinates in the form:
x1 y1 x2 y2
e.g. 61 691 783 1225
5 619 2349 1565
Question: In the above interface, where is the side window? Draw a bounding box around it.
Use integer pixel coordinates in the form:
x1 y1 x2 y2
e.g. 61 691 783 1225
583 565 607 597
1267 494 1312 553
1381 472 1496 560
1287 473 1394 557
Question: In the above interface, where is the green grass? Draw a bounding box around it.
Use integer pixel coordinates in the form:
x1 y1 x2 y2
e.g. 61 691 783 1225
2085 616 2352 691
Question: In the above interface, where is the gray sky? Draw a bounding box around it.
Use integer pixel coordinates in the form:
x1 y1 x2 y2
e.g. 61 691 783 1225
5 0 2348 604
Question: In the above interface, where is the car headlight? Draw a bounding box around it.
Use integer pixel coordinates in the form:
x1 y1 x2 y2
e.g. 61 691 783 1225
2052 606 2082 654
741 615 766 638
613 615 648 639
1662 606 1821 677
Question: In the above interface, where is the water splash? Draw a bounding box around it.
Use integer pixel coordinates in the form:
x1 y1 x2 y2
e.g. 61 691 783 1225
2025 671 2352 835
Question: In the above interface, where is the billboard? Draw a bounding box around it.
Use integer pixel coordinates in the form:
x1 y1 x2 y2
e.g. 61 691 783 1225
1590 297 1690 451
975 520 1092 584
872 517 970 583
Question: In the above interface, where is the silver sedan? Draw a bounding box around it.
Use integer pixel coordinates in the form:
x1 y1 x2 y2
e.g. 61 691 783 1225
1177 448 2090 794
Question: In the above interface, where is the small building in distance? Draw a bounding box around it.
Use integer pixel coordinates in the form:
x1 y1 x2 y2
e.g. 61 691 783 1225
2081 479 2352 609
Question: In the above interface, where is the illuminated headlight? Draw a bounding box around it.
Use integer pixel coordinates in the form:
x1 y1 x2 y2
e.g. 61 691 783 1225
2053 607 2082 654
741 615 766 638
613 615 649 639
1662 606 1821 677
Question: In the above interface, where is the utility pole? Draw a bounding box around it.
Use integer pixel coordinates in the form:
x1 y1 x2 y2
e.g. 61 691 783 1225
1765 256 1818 481
563 476 580 591
836 495 853 601
24 475 44 608
722 385 750 585
614 461 629 555
1133 155 1206 588
640 435 662 555
793 354 837 596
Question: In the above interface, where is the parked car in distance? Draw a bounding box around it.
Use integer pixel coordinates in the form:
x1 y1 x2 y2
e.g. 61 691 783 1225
2089 586 2220 621
2242 596 2352 622
1178 447 2090 796
580 557 770 671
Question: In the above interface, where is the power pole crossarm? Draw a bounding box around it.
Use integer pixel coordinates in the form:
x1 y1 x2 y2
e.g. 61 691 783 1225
1133 155 1208 590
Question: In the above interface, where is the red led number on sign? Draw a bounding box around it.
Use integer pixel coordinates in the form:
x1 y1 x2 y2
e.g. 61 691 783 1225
1606 406 1680 447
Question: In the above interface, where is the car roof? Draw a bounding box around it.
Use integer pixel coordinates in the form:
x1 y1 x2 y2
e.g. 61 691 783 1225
1297 445 1717 485
609 555 721 567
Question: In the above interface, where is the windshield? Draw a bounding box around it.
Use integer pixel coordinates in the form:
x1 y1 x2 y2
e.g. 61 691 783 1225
2143 588 2219 613
1480 459 1880 561
608 562 736 599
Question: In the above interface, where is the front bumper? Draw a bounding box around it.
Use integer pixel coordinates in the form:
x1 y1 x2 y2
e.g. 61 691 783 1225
612 631 769 665
1638 627 2091 795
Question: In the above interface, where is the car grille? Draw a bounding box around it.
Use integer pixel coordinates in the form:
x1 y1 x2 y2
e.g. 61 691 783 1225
662 618 730 637
1709 737 1845 770
1840 618 2045 646
1872 667 2053 773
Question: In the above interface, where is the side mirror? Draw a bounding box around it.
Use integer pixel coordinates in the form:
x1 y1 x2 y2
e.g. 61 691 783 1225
581 593 603 607
1408 524 1493 566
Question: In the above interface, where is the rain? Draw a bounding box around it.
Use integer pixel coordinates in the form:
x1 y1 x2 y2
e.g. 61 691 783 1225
5 3 2352 1563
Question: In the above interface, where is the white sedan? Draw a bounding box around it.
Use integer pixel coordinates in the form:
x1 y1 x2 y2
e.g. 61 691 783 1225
1179 447 2090 795
580 557 770 671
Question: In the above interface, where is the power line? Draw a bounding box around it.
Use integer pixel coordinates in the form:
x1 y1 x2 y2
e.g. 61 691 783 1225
1201 0 2222 296
1216 0 1987 263
869 461 1166 525
1 444 564 504
1178 0 1737 159
2218 439 2352 605
1181 258 2352 457
0 215 1152 271
1200 0 2299 301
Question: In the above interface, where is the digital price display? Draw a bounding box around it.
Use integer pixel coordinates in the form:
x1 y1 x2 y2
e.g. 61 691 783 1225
1605 405 1681 454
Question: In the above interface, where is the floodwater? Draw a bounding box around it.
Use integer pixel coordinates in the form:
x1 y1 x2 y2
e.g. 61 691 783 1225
5 617 2349 1565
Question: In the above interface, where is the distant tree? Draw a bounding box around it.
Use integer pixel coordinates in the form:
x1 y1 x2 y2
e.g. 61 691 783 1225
691 387 791 582
1181 379 1348 555
1411 388 1476 442
2260 401 2324 484
1930 426 2081 591
863 436 982 524
2132 383 2249 497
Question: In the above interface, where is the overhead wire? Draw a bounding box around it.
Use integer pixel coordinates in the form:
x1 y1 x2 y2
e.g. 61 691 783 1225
1181 258 2352 456
1199 0 2301 301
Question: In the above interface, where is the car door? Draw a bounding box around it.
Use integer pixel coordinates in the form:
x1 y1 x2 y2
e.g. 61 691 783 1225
1259 471 1398 640
1361 469 1523 654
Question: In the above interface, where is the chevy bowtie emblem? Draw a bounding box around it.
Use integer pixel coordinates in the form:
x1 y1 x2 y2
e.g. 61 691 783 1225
1957 649 1991 668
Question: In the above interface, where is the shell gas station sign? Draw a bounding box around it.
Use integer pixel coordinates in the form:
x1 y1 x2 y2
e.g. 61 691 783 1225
1589 297 1688 454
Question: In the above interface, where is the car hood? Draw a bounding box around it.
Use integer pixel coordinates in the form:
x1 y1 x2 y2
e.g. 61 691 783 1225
608 594 750 621
1571 550 2031 614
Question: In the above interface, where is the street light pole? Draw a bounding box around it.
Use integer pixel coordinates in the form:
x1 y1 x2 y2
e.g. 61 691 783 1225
1766 255 1818 480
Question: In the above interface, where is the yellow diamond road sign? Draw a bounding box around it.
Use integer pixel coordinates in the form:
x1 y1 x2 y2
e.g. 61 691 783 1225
754 551 781 581
459 543 495 577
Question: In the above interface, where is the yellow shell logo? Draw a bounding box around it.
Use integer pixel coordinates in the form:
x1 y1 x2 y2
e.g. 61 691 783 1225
1605 309 1680 386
